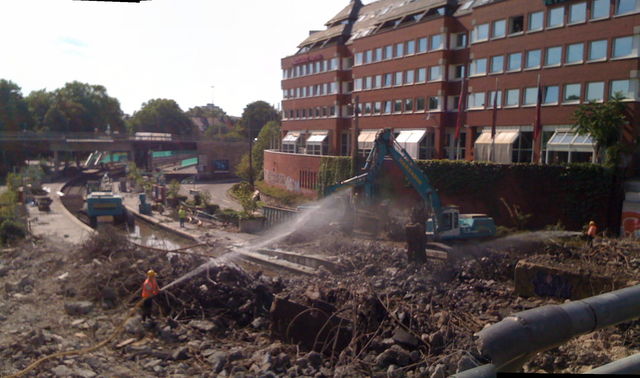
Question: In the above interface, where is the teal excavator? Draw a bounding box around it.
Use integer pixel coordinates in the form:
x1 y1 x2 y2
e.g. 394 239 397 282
325 128 496 241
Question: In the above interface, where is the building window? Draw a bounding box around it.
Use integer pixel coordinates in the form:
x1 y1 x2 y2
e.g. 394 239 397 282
394 99 403 113
364 102 372 115
509 15 524 34
613 36 635 58
616 0 640 15
588 40 607 61
569 2 587 23
545 46 562 66
383 100 392 113
564 83 582 103
418 37 428 53
375 47 383 62
417 68 427 83
365 76 372 90
506 89 520 106
524 87 539 105
374 102 382 114
528 11 544 31
544 85 560 104
375 75 382 88
385 45 393 59
384 73 393 87
454 64 466 79
396 43 404 57
331 58 339 70
611 79 634 99
395 71 403 86
405 70 415 84
490 55 504 73
330 105 336 116
429 65 443 81
428 96 440 110
354 78 362 91
416 97 426 111
470 58 487 76
407 40 416 55
592 0 610 19
525 49 541 69
566 43 584 64
430 34 444 50
492 19 506 38
548 7 565 28
488 90 502 108
454 33 467 48
467 92 486 109
586 81 605 101
471 23 489 43
405 98 414 112
507 52 522 71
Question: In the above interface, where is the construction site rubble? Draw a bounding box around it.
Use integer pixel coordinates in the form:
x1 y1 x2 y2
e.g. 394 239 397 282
2 227 640 376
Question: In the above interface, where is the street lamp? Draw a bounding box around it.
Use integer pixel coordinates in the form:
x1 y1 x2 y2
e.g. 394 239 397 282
351 96 360 176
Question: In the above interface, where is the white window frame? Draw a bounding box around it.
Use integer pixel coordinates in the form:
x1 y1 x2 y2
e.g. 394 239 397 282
471 23 489 43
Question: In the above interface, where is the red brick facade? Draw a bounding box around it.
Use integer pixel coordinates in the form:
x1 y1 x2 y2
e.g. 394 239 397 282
268 0 640 193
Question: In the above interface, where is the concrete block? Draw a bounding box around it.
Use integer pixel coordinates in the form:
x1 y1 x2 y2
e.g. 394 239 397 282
514 260 627 300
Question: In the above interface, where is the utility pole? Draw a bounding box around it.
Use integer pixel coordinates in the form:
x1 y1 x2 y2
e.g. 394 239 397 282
351 96 360 177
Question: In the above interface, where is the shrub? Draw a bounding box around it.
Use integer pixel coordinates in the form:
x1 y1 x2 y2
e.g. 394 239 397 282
0 219 26 245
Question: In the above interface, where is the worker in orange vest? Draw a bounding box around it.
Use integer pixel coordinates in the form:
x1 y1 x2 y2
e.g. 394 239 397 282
586 220 597 247
141 270 160 322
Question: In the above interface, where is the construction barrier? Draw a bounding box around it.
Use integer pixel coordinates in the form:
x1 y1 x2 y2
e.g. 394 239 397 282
262 205 298 229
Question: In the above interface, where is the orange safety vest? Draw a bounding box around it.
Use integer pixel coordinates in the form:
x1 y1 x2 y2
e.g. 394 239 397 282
587 225 597 237
141 277 160 299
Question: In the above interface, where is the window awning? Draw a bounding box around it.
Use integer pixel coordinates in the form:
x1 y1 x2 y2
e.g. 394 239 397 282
306 131 328 145
358 130 380 150
547 130 595 153
395 129 427 159
474 130 520 164
282 132 301 144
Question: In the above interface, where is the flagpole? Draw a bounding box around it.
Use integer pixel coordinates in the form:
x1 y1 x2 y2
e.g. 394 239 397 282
490 78 499 162
532 74 542 164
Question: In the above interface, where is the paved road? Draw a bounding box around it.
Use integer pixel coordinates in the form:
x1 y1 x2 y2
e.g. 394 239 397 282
179 179 242 211
26 182 94 244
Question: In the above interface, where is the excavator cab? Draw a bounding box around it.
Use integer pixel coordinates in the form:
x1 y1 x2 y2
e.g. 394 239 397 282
426 206 462 240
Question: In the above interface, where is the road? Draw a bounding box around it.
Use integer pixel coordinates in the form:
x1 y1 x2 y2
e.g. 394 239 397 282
179 179 242 211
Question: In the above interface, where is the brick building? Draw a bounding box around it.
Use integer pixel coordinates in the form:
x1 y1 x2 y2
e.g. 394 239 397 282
265 0 640 195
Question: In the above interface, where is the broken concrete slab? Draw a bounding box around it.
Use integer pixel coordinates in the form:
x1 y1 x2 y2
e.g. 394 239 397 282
514 259 628 300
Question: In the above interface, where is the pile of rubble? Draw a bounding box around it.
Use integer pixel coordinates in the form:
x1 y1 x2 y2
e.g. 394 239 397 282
3 228 640 376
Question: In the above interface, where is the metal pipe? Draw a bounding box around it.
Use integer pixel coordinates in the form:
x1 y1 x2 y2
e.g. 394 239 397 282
586 353 640 375
450 364 497 378
475 284 640 370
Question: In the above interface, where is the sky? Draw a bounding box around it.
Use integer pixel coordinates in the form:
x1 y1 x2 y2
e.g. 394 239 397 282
1 0 367 117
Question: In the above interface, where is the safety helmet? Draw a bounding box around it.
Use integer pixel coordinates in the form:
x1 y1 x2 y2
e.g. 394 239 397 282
147 269 157 277
589 221 595 226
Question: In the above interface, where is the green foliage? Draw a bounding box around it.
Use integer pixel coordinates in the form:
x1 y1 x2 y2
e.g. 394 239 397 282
252 120 280 179
231 181 258 217
40 81 125 133
25 89 54 131
0 79 32 132
317 156 353 195
215 208 240 224
240 101 280 139
234 154 258 183
572 94 630 166
416 160 504 195
167 179 181 199
128 98 195 136
256 181 308 207
0 219 25 245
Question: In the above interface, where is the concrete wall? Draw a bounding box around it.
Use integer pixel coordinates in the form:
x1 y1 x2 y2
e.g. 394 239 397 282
263 150 322 197
196 141 246 178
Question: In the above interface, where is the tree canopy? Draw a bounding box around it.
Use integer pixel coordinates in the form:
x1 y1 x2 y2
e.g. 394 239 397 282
240 101 280 139
572 93 631 166
128 98 195 136
252 120 281 177
0 79 32 132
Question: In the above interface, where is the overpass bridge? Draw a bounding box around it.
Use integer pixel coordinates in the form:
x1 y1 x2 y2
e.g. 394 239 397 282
0 131 198 170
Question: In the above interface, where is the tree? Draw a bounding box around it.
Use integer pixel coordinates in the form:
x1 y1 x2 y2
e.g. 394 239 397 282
239 101 280 140
0 79 32 132
128 99 195 136
25 82 125 134
25 89 54 131
251 120 280 179
572 93 631 166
